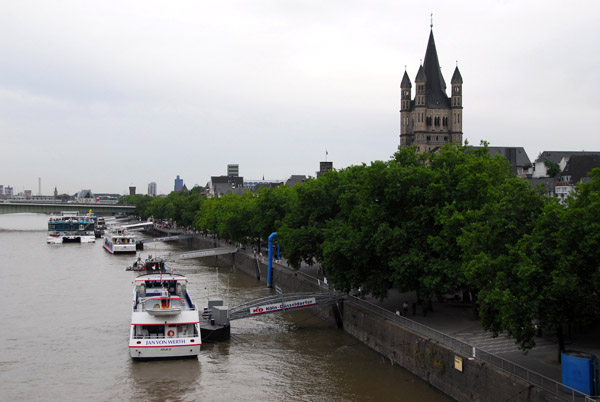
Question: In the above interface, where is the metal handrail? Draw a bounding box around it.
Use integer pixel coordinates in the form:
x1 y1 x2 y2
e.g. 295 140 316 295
350 295 599 402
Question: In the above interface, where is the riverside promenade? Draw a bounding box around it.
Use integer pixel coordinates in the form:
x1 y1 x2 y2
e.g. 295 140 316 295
294 262 600 387
157 227 599 398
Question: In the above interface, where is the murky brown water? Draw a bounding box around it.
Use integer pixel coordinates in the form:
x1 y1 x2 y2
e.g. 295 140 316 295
0 213 453 402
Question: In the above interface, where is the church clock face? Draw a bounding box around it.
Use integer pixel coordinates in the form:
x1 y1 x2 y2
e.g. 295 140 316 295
454 86 460 94
403 90 409 96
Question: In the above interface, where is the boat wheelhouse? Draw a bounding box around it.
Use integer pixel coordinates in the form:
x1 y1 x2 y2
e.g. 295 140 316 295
126 255 165 271
47 212 96 244
103 228 137 254
129 272 201 359
94 217 106 238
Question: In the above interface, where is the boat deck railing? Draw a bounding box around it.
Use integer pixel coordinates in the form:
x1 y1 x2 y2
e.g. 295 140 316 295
131 332 198 340
135 290 196 313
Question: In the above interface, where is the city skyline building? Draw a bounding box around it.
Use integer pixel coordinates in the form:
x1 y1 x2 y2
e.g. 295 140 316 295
148 182 157 197
227 164 239 177
174 175 184 192
317 161 333 178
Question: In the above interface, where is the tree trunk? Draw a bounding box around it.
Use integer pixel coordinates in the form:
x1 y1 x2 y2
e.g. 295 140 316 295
556 325 565 363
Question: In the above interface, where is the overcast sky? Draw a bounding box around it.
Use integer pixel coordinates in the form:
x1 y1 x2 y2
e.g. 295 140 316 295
1 1 599 195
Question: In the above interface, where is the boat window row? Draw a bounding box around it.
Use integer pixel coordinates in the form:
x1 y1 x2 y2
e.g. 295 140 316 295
112 237 134 244
132 323 198 339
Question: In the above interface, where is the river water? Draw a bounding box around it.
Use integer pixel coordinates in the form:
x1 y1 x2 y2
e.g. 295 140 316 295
0 213 452 402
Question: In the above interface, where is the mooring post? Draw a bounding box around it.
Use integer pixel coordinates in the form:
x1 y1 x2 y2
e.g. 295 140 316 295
267 232 277 287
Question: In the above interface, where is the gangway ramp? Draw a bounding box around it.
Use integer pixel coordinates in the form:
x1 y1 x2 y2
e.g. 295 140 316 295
138 234 194 243
228 292 345 321
165 247 238 261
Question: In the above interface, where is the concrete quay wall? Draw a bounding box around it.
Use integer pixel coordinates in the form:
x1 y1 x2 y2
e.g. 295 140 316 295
342 301 558 402
183 236 559 402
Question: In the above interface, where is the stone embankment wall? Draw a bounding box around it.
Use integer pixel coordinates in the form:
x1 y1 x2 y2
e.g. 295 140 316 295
342 301 556 402
182 236 557 402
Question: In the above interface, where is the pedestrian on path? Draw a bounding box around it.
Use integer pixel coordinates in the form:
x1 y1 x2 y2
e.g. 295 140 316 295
402 302 409 316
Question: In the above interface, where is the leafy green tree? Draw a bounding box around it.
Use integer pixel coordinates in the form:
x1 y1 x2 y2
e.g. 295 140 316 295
195 197 220 234
119 194 154 219
384 144 530 302
253 186 291 250
195 192 257 243
468 171 600 359
321 161 395 298
544 160 561 177
279 172 342 269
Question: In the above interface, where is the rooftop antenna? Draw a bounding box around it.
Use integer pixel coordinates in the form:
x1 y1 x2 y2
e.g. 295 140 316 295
430 12 433 29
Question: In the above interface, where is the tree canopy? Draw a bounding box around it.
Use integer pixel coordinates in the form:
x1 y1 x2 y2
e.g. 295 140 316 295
121 146 600 356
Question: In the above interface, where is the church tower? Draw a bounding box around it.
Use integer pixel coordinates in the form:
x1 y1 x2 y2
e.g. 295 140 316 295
399 27 463 152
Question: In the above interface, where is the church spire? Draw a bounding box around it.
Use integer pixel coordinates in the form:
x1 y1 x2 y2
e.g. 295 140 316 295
423 29 449 108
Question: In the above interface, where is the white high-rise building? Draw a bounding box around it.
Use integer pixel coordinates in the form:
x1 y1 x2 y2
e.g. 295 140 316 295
227 164 239 177
148 182 157 197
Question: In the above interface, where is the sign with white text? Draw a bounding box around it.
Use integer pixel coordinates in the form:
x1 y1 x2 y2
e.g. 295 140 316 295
249 298 316 315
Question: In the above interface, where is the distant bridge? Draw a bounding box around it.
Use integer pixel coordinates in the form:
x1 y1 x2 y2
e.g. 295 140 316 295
0 202 136 216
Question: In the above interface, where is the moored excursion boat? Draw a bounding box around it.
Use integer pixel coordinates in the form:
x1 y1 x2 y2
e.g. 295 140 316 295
103 228 137 254
47 211 96 244
94 217 106 238
126 255 165 271
129 272 201 359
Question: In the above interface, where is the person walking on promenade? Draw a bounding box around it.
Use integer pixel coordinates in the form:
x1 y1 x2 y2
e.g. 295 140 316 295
402 302 409 316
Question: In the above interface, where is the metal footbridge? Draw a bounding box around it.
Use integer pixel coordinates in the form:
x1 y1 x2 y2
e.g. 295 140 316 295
228 292 345 321
164 247 238 261
137 234 195 243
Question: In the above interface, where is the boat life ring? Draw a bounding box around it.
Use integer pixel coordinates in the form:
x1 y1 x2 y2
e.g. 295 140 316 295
167 330 175 337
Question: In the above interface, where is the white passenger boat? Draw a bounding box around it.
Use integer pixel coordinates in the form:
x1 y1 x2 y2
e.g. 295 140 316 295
47 212 96 244
129 272 201 359
103 228 137 254
94 217 106 238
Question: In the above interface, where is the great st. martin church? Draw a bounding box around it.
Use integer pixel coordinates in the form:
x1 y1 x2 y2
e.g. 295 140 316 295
400 28 463 152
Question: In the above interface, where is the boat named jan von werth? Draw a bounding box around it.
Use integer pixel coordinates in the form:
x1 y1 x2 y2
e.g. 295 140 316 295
103 227 137 254
129 272 201 359
47 211 96 244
